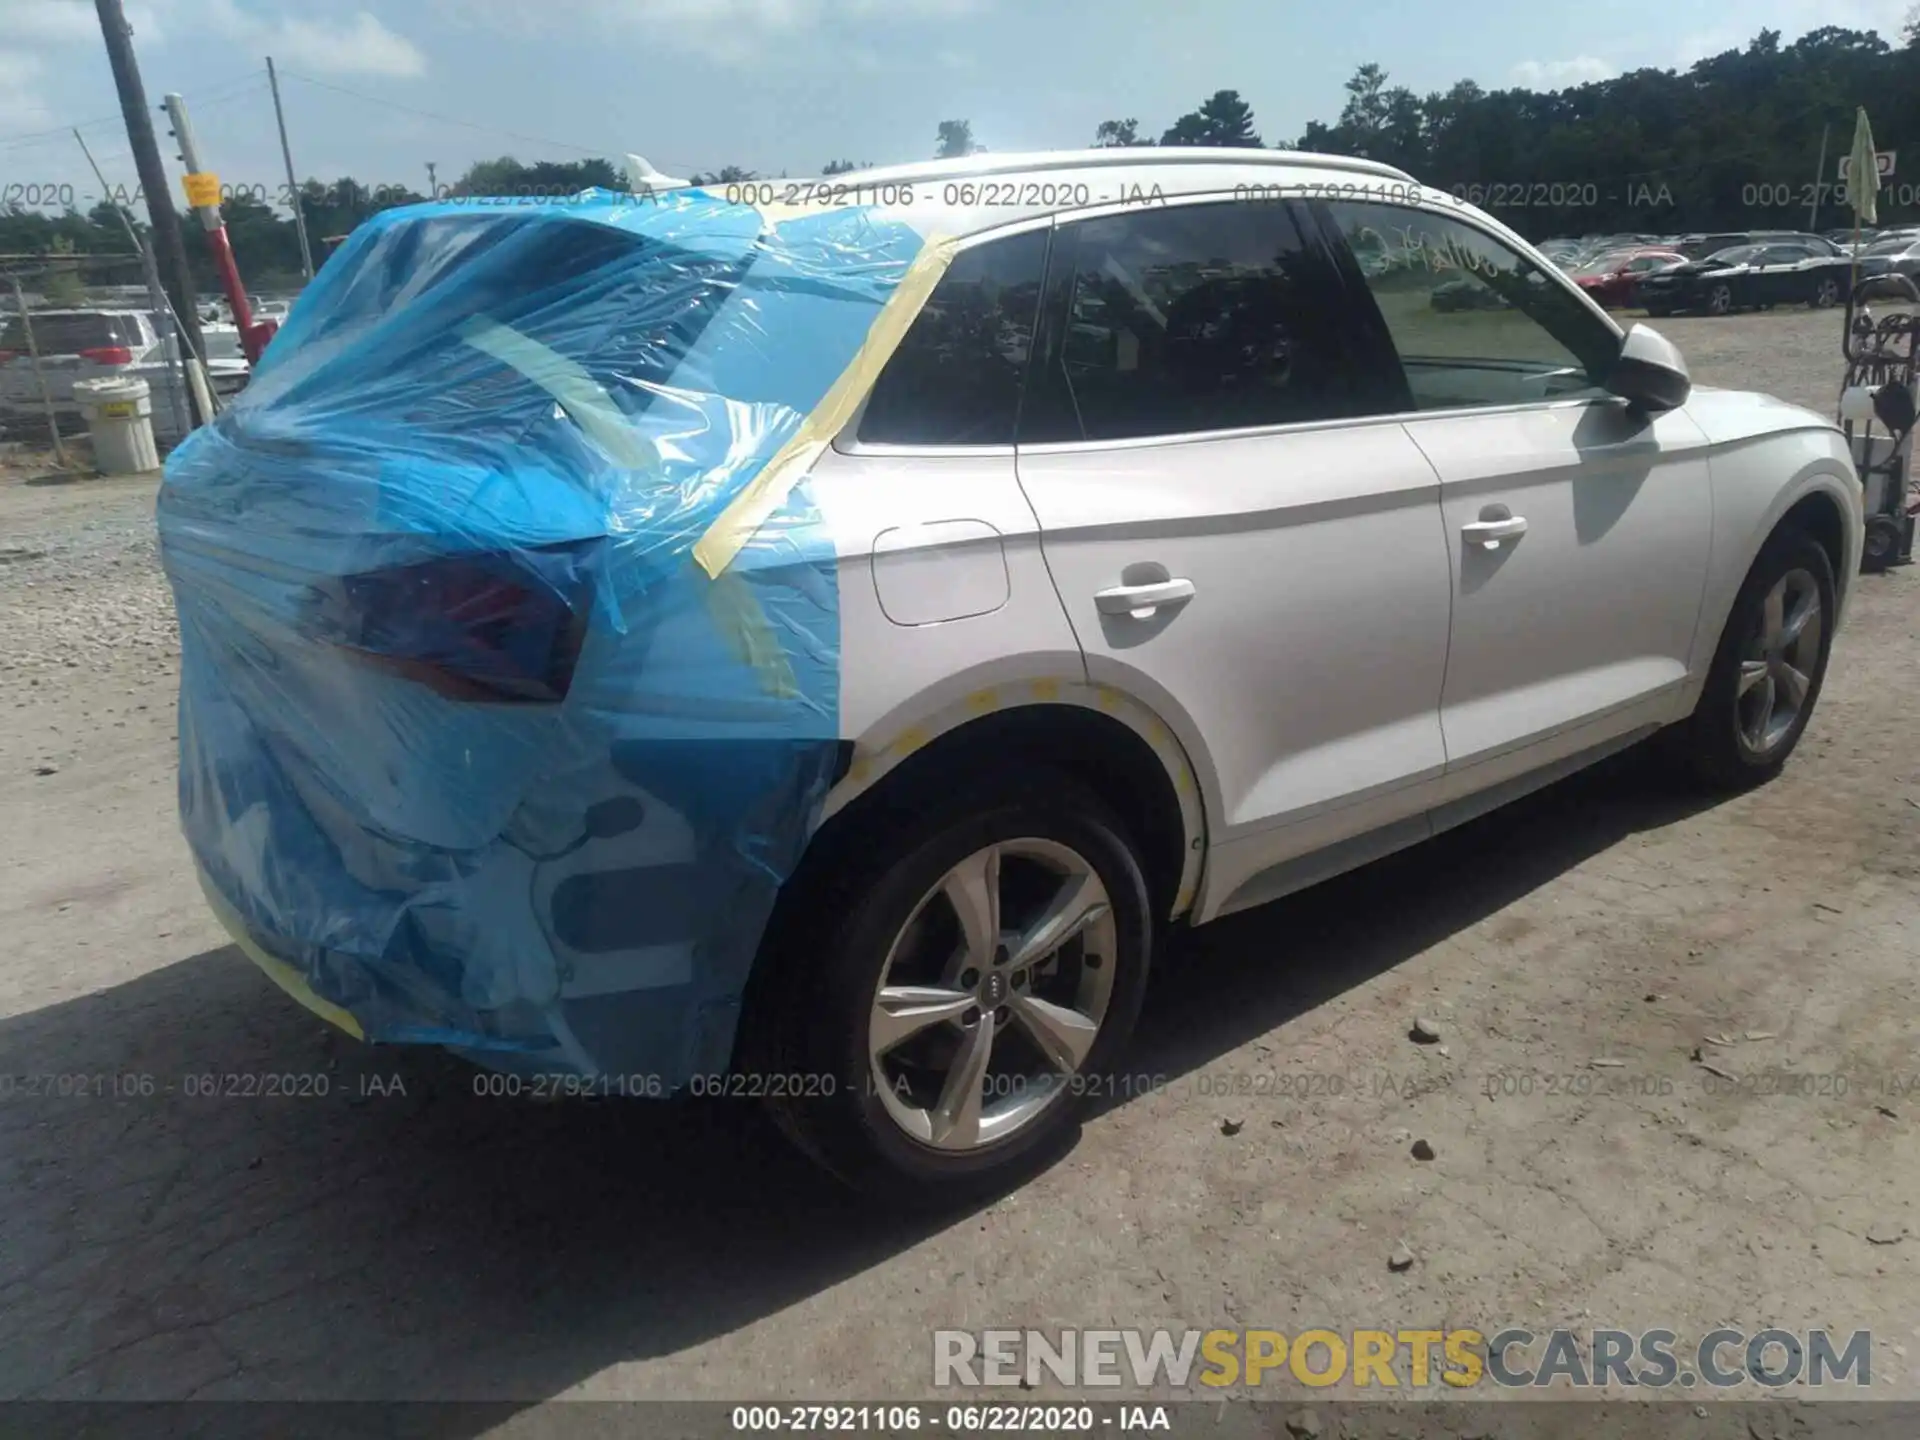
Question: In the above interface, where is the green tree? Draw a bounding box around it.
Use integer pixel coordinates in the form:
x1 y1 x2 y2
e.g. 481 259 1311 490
935 120 977 158
1160 91 1260 147
1093 118 1146 147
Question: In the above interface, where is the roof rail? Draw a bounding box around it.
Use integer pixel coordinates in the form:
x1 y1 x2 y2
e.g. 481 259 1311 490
829 147 1416 187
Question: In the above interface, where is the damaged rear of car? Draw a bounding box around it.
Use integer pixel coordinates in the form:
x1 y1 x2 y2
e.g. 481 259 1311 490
159 189 943 1088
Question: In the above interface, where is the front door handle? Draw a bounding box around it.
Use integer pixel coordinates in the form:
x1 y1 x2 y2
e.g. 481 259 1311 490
1095 577 1196 617
1461 515 1528 550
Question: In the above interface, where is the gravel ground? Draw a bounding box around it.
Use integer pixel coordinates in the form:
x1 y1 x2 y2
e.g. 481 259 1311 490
3 307 1919 1423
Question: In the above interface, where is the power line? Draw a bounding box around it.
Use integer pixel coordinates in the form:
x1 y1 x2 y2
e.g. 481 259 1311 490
0 69 266 152
275 68 613 159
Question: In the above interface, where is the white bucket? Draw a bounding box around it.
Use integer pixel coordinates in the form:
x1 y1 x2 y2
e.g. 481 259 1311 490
72 376 160 476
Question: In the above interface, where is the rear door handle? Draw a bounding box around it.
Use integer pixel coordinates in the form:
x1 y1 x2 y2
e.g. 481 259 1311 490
1094 577 1196 616
1461 515 1528 549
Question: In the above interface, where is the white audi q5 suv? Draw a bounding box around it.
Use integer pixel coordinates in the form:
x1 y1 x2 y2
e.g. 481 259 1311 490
163 147 1861 1196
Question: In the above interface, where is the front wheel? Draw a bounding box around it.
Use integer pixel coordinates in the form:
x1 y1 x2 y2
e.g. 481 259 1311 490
1668 529 1836 791
757 771 1153 1198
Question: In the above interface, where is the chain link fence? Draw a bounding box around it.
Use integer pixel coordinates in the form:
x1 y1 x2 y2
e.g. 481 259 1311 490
0 247 238 464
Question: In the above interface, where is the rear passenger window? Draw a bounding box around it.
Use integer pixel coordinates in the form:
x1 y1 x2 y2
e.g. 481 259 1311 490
857 229 1047 446
1025 201 1387 443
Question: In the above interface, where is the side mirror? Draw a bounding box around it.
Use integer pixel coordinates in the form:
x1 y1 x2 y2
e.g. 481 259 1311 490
1605 322 1691 413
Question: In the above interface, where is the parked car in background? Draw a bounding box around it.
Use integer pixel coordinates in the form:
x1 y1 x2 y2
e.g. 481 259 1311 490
161 146 1864 1194
1430 276 1509 310
0 307 248 445
1856 235 1920 283
1571 248 1686 308
1675 230 1837 261
1638 242 1850 315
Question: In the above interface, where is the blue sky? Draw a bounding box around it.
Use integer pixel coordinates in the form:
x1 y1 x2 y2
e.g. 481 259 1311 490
1 0 1913 204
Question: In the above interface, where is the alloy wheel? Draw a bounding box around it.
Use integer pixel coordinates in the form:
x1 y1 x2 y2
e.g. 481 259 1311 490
1735 567 1823 757
1813 278 1840 307
867 838 1117 1151
1708 284 1733 315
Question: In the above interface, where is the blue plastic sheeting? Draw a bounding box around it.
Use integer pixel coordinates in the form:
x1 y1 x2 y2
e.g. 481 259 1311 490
159 189 931 1084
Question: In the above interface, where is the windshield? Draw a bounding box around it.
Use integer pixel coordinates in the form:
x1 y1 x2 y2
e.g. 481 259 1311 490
1866 237 1917 255
0 313 129 353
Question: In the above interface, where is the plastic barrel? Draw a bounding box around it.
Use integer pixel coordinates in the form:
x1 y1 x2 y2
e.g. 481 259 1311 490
73 376 159 476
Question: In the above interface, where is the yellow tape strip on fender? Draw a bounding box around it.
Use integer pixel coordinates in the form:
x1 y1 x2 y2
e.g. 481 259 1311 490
196 869 367 1041
691 234 957 579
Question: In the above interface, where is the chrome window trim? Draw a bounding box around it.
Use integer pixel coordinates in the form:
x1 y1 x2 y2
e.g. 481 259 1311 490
1013 395 1617 458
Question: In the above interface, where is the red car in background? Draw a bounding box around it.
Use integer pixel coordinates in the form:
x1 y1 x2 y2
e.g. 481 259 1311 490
1570 248 1686 309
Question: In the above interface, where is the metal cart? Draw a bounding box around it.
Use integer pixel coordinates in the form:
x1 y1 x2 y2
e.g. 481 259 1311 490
1840 273 1920 571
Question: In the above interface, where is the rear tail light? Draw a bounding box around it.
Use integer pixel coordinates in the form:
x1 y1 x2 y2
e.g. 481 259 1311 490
0 350 18 364
305 541 598 704
79 346 133 365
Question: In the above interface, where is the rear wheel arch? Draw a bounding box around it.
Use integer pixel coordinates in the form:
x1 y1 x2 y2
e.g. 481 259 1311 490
734 695 1204 1090
816 698 1203 926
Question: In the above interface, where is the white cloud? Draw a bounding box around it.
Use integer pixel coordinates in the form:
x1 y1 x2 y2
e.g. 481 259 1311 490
1509 56 1618 90
267 13 427 77
439 0 985 63
1668 0 1912 66
8 1 102 44
150 1 427 77
0 51 54 132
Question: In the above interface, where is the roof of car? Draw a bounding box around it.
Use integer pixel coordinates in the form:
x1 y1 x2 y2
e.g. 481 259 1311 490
793 147 1432 241
835 146 1417 188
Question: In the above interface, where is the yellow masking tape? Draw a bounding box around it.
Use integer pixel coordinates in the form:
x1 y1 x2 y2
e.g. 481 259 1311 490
196 869 366 1041
456 315 658 469
691 235 957 579
182 171 221 209
702 566 801 700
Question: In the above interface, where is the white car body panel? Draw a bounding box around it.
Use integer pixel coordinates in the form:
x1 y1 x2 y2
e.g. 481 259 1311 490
802 148 1863 927
1405 399 1714 790
1014 419 1455 918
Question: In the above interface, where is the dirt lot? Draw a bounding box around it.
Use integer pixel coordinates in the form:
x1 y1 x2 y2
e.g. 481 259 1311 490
3 306 1919 1421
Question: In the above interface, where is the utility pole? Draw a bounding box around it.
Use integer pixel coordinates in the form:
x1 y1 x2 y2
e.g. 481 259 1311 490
265 57 314 280
93 0 207 422
75 127 189 440
163 92 276 364
1809 121 1832 236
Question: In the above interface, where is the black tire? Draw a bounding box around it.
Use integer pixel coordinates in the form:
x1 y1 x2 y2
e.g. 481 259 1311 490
1707 282 1735 316
1811 277 1841 308
1862 514 1903 573
1668 527 1837 791
750 768 1153 1200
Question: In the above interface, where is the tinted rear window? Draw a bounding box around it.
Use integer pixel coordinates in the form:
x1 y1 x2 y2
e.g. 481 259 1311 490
0 314 125 353
859 229 1047 446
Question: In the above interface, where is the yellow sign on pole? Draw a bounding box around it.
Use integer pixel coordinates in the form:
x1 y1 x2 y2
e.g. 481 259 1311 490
182 171 221 209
